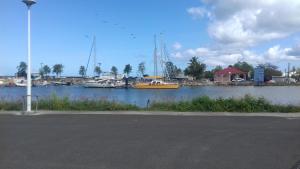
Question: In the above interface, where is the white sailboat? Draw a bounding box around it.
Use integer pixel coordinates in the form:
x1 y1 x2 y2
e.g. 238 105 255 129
82 36 122 88
14 78 27 87
84 79 115 88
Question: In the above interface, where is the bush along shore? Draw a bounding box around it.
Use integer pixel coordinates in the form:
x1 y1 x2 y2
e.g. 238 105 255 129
0 95 300 113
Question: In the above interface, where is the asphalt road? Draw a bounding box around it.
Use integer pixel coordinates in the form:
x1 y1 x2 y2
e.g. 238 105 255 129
0 114 300 169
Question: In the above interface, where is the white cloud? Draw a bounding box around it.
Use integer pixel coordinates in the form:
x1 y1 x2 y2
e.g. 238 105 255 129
171 45 299 67
264 45 300 62
187 7 209 19
180 0 300 67
193 0 300 47
172 42 182 50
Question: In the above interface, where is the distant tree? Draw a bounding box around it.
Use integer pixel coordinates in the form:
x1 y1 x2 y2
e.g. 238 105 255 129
213 65 223 72
94 66 102 77
165 61 181 79
138 62 146 77
204 71 214 81
184 57 206 80
39 67 45 78
16 62 27 78
52 64 64 78
42 65 51 77
79 66 86 77
233 61 254 79
111 66 118 79
259 63 282 81
123 64 132 77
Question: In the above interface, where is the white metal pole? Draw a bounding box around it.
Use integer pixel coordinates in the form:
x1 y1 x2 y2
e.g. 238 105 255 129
26 7 32 112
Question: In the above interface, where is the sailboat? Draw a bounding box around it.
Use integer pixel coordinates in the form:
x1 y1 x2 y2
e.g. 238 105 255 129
83 36 119 88
134 36 180 89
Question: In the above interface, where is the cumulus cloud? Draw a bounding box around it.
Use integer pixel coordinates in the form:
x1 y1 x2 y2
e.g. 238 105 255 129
180 0 300 67
189 0 300 47
171 45 299 67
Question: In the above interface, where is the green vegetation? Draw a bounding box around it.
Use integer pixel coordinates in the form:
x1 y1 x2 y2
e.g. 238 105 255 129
94 66 102 77
52 64 64 78
111 66 118 79
16 61 27 78
123 64 132 76
0 95 299 113
258 63 283 81
184 57 206 80
148 95 300 113
138 62 146 77
79 65 86 77
234 61 254 79
165 61 182 79
0 94 139 111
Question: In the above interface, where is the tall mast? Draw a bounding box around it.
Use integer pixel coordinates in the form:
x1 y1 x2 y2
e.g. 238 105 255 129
93 36 97 77
160 33 165 79
154 35 158 80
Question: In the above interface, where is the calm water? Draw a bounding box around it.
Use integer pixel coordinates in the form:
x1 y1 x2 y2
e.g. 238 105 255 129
0 86 300 107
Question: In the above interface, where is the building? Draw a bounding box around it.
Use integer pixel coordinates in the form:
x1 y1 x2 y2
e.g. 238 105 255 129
254 66 264 86
214 67 247 84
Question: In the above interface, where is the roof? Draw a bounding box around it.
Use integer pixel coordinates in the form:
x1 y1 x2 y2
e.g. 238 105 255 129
214 67 245 76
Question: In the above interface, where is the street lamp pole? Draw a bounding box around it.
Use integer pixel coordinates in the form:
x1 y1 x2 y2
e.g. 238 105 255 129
23 0 36 113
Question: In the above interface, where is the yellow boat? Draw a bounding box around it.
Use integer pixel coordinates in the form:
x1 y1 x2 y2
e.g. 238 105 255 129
134 35 180 89
134 80 180 89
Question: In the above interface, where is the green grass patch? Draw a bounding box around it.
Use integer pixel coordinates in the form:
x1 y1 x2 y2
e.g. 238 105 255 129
0 94 299 113
148 95 300 113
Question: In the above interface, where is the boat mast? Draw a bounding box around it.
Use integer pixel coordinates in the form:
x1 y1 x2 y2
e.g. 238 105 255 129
85 36 97 77
160 33 165 79
154 35 158 80
93 36 97 77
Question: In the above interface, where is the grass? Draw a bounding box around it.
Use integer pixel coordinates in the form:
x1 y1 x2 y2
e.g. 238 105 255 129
0 94 300 113
148 95 300 113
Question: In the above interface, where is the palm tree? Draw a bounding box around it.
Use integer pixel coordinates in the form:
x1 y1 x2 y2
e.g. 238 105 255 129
52 64 64 78
123 64 132 77
43 65 51 78
94 66 102 77
16 62 27 78
111 66 118 79
79 66 86 77
138 62 145 77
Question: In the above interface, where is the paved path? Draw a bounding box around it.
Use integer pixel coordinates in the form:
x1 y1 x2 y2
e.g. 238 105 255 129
0 113 300 169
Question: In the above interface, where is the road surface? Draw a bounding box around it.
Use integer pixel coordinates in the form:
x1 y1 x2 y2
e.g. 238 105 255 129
0 113 299 169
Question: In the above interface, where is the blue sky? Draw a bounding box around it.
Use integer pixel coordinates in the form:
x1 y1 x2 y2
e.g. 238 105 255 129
1 0 300 76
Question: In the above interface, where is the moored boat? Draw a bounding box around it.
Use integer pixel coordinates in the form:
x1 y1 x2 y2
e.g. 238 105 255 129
134 36 180 89
14 78 27 87
134 80 179 89
83 79 115 88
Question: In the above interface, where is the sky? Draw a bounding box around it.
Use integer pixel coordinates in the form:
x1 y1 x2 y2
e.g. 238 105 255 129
1 0 300 76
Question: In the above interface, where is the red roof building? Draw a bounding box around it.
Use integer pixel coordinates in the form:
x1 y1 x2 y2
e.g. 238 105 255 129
214 67 247 84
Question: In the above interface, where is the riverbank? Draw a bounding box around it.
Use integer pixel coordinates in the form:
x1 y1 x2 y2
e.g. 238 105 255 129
1 95 300 113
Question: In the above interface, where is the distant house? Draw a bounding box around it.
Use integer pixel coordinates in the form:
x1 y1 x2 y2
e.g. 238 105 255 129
214 67 247 84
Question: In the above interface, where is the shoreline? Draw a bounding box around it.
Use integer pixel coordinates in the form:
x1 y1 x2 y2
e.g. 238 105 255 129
1 111 300 117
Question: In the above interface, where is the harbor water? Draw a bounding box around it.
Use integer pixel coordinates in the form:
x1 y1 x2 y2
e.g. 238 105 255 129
0 86 300 107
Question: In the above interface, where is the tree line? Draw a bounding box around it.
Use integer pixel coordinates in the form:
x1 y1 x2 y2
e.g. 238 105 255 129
16 57 300 82
17 62 64 78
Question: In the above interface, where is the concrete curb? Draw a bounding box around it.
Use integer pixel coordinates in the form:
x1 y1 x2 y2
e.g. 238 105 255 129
1 111 300 118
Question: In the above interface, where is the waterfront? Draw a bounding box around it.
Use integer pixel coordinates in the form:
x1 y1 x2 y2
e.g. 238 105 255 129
0 86 300 107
